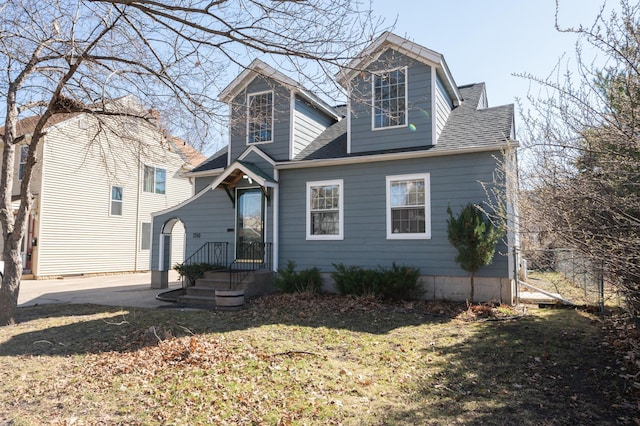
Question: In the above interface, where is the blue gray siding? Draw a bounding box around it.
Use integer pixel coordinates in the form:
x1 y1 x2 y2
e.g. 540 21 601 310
240 151 275 180
292 96 335 159
194 176 217 193
349 49 433 153
228 77 292 162
278 151 508 278
152 181 275 268
435 75 452 142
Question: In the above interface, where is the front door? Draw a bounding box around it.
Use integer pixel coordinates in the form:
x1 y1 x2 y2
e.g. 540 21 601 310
236 188 264 261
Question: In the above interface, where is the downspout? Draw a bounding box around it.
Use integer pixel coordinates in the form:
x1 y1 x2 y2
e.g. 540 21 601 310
272 170 279 271
33 135 45 277
134 141 142 271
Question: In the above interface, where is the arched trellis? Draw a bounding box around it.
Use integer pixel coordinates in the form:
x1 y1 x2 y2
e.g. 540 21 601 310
158 216 186 272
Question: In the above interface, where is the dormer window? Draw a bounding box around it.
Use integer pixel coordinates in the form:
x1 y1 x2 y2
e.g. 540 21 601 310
373 68 407 129
247 91 273 143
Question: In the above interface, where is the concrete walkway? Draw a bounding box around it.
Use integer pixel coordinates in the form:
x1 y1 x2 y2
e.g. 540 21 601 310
17 271 183 309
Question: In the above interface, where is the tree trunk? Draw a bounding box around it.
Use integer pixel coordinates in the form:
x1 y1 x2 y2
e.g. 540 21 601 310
470 272 475 304
0 246 23 325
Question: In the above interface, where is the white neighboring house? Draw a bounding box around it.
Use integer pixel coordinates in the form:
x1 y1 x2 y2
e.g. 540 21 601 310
0 95 204 278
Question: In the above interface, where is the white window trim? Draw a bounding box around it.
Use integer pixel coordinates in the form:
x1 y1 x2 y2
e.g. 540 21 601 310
371 66 409 131
246 90 275 145
386 173 431 240
306 179 344 241
110 185 123 217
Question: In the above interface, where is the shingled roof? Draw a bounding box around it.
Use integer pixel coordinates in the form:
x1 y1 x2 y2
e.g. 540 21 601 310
0 112 80 139
293 82 514 162
436 83 514 151
190 147 228 173
168 137 207 168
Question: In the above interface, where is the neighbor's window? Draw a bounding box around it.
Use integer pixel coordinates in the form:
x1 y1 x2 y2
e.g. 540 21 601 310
141 222 151 250
373 68 407 129
386 173 430 239
143 165 166 194
306 179 343 240
18 145 29 180
247 91 273 143
110 185 123 216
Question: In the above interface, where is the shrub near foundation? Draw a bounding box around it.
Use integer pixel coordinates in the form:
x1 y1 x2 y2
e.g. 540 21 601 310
331 262 423 301
173 262 220 286
275 260 322 294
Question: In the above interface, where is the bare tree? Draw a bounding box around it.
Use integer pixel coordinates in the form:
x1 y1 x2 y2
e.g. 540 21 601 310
0 0 381 325
518 0 640 314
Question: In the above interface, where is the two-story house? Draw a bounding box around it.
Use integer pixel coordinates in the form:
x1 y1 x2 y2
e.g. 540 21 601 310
150 32 519 302
1 95 204 278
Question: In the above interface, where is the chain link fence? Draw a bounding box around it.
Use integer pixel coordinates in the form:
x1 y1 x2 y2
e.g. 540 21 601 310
520 248 614 310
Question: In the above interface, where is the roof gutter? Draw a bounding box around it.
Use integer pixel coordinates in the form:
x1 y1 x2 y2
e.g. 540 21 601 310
276 142 519 170
183 167 225 178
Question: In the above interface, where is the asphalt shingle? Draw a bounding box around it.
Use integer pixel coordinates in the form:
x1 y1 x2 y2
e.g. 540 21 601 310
190 148 228 172
294 82 514 162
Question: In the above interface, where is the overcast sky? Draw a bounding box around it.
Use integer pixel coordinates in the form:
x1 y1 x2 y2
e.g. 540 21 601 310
372 0 616 128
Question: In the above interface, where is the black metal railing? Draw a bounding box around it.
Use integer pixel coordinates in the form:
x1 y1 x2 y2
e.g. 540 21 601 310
177 242 229 288
229 242 273 289
183 241 228 267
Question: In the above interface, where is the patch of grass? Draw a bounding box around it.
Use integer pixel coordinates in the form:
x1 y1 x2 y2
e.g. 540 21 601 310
0 297 637 425
527 270 625 308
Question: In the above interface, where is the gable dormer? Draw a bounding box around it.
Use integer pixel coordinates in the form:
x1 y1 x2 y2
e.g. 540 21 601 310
338 32 462 154
219 59 339 163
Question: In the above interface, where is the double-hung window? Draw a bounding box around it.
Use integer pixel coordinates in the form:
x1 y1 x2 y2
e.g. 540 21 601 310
143 165 166 194
306 179 343 240
386 173 430 239
110 185 123 216
247 91 273 143
373 68 407 129
18 145 28 180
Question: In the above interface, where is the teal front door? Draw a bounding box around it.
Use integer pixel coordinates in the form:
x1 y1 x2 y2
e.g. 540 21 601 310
236 188 264 261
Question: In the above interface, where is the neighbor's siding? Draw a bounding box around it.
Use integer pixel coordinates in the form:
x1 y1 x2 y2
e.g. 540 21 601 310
292 96 335 159
36 114 192 276
349 49 433 153
10 134 45 198
278 151 509 278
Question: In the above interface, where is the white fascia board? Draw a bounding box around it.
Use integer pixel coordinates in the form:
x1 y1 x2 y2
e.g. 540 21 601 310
153 161 277 217
289 90 296 160
294 89 341 120
183 168 224 178
276 143 518 170
219 59 302 103
237 145 276 166
338 32 442 85
337 32 462 105
435 57 462 105
431 67 437 145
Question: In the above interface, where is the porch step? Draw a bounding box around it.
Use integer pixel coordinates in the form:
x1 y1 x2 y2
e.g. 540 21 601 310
195 277 254 289
184 286 217 298
177 294 217 307
177 270 275 308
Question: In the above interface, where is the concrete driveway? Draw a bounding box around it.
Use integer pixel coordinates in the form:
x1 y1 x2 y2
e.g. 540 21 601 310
17 271 183 309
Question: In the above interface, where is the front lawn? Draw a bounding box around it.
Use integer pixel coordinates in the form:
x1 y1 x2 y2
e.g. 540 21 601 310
0 295 637 425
